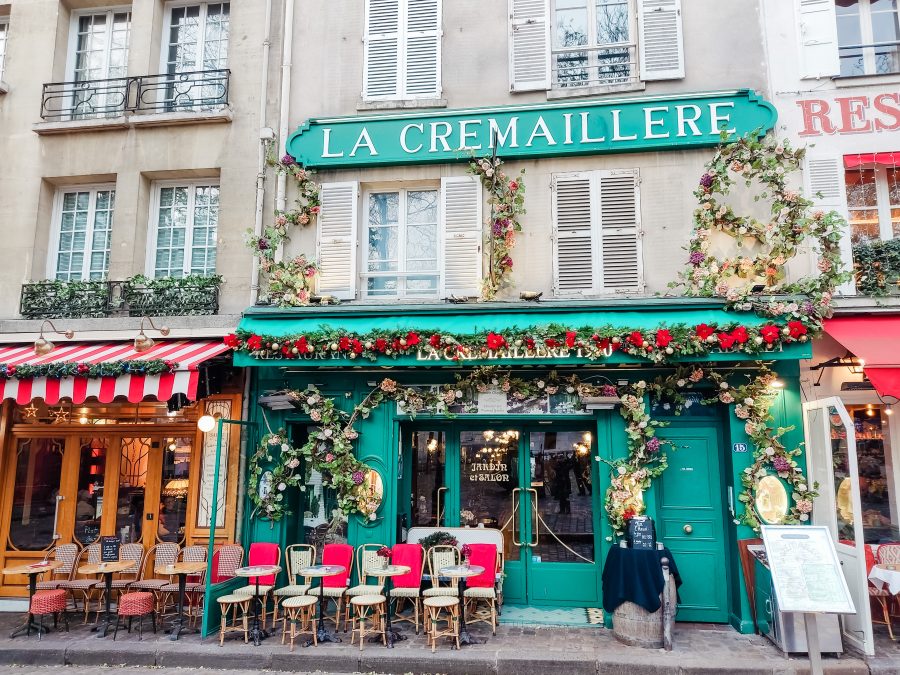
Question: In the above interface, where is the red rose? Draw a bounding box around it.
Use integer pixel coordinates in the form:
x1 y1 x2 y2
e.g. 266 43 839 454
486 332 507 351
623 508 636 521
594 336 611 351
787 320 807 339
717 332 736 349
392 338 402 351
760 325 780 344
628 331 645 348
545 338 559 348
338 336 351 351
509 180 519 192
77 364 90 374
565 331 577 348
351 339 363 354
295 337 310 353
246 335 263 350
5 365 16 377
655 329 673 348
731 326 748 344
525 337 536 350
695 323 715 341
375 338 387 352
281 345 291 356
223 333 241 348
406 331 420 347
429 334 441 348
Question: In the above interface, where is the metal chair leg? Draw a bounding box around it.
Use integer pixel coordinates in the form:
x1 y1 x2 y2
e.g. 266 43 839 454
113 615 121 641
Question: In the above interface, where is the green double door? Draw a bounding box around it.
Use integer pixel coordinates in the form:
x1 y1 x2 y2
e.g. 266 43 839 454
404 423 603 607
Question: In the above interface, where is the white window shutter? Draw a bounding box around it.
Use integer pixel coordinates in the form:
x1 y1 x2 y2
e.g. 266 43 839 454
364 0 401 99
405 0 441 96
552 173 596 296
637 0 685 81
598 169 643 292
796 0 840 79
440 175 483 298
508 0 550 92
805 155 854 295
316 182 359 300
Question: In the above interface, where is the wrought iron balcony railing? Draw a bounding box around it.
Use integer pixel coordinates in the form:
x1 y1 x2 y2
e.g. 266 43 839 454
39 69 231 122
20 277 221 319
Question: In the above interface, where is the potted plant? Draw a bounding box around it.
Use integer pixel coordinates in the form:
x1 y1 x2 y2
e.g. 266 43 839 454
375 545 391 570
418 531 459 550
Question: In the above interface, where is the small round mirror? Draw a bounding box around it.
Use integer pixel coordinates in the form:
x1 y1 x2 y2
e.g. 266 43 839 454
755 475 789 524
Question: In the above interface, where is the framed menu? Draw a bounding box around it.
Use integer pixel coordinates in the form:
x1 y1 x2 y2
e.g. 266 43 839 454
627 516 656 550
100 536 121 562
760 525 855 615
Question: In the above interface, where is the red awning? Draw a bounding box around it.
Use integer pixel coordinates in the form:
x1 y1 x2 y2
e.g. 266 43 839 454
824 317 900 399
843 153 900 169
0 340 230 404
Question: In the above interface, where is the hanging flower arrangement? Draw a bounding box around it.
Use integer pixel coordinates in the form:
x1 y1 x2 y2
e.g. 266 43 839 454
469 156 526 300
0 359 179 380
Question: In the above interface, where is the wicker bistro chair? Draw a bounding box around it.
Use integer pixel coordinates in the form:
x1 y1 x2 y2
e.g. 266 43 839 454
234 542 282 629
57 543 102 623
213 544 245 582
103 543 144 602
463 543 499 635
390 543 425 634
343 543 388 631
422 546 460 599
36 544 80 592
273 544 315 626
159 545 208 623
878 544 900 566
128 543 180 614
306 543 353 630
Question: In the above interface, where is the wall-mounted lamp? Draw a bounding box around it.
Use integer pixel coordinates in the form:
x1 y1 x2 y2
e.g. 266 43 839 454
34 320 75 356
133 316 170 353
769 379 785 389
197 414 217 433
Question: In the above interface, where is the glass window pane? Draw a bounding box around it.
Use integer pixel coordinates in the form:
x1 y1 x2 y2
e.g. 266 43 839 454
846 404 899 543
9 439 65 551
830 406 857 542
845 168 879 207
74 437 107 546
410 432 446 526
117 438 150 544
596 0 629 45
159 437 192 544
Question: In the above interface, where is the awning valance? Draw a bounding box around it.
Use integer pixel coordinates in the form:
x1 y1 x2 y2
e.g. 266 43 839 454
843 153 900 169
824 317 900 399
0 340 230 404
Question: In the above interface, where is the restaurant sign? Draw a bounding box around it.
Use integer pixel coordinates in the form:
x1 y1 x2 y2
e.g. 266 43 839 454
286 89 776 169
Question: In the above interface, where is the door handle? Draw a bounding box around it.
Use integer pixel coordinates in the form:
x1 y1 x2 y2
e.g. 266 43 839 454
527 488 539 546
436 486 448 526
511 488 523 546
683 524 693 535
52 494 64 541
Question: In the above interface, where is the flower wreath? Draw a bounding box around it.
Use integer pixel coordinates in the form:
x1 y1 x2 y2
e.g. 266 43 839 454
248 430 311 521
678 133 849 317
469 157 526 300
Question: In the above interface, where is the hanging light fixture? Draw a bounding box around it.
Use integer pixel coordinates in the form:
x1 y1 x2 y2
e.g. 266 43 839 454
133 316 170 353
33 320 75 356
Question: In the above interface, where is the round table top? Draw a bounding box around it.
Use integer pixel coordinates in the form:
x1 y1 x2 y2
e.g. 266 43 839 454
79 560 135 575
155 561 208 576
869 564 900 595
2 560 63 576
439 564 485 578
370 564 410 577
235 564 282 578
298 564 345 578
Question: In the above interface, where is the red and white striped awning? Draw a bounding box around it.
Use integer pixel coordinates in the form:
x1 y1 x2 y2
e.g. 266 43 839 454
0 340 230 405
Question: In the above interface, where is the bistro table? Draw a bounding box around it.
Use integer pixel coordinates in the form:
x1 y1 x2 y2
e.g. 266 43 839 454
368 564 410 648
869 563 900 595
234 564 282 647
298 564 346 646
157 561 208 641
439 564 485 647
78 560 135 638
2 560 63 638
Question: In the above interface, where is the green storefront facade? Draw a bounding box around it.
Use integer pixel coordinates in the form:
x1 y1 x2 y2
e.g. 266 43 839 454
232 298 809 633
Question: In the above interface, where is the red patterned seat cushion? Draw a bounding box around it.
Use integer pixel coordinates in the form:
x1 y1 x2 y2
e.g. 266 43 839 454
118 592 154 616
30 590 66 614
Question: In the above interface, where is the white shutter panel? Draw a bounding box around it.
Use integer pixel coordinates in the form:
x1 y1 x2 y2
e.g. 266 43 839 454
806 155 854 294
637 0 684 81
508 0 550 92
598 169 643 292
364 0 401 99
405 0 441 96
316 182 359 300
440 176 483 298
552 173 596 296
796 0 840 79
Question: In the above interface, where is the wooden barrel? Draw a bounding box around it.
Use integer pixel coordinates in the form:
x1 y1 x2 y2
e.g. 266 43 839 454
611 581 676 648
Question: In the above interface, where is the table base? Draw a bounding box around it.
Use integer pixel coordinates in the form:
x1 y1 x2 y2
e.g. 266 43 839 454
10 617 53 639
91 619 114 638
165 616 200 641
369 627 405 647
459 627 482 646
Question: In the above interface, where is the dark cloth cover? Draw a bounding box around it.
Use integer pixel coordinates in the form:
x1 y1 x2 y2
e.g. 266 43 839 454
601 545 682 614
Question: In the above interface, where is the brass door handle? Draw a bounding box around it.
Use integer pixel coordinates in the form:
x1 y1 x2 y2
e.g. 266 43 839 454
511 488 523 546
436 486 447 526
527 488 539 546
683 524 693 535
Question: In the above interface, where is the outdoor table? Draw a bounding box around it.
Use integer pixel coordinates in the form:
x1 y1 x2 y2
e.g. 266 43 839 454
234 564 282 647
2 560 62 638
601 545 682 615
157 561 208 641
298 564 346 646
869 563 900 595
439 564 485 646
78 560 134 638
369 564 410 648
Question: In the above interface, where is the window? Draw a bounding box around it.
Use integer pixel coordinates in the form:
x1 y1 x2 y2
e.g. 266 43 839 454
51 186 115 281
552 0 635 88
162 2 230 110
150 182 219 278
0 18 8 82
363 0 441 100
836 0 900 76
68 10 131 118
364 188 439 297
844 158 900 243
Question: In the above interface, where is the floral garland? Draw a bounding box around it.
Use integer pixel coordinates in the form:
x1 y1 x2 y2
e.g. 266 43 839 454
469 157 526 300
248 430 311 521
0 359 179 380
677 133 849 318
224 319 813 364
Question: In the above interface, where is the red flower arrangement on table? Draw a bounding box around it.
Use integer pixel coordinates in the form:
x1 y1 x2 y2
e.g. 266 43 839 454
376 546 391 560
460 544 473 564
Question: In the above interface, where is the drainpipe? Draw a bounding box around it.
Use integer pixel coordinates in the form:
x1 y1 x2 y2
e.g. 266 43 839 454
250 0 275 305
275 0 295 215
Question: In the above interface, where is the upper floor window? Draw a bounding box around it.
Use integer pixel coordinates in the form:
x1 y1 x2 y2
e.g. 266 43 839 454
0 18 9 82
150 182 219 278
51 186 116 281
71 10 131 84
845 155 900 244
363 0 441 100
164 2 230 75
509 0 683 94
836 0 900 77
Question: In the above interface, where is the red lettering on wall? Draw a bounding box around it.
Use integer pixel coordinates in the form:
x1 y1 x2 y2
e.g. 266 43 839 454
797 99 836 136
836 96 874 133
874 93 900 131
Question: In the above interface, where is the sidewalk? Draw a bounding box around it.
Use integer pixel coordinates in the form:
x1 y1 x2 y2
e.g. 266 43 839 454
0 613 889 675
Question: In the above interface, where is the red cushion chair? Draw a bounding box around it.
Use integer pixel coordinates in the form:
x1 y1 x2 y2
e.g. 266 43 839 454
392 544 424 589
465 544 498 588
323 544 353 588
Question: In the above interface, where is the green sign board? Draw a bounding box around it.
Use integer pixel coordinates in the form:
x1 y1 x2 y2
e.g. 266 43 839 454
286 89 776 169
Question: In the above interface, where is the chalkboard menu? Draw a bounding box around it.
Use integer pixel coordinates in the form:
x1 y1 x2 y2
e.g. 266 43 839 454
627 516 656 550
100 536 120 562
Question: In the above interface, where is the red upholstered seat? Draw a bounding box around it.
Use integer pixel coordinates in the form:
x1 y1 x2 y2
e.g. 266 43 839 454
118 592 155 617
391 544 424 589
465 544 497 588
322 544 353 588
246 543 280 585
30 589 67 615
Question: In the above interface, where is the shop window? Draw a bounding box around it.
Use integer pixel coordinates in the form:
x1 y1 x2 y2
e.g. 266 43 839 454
149 182 219 278
8 438 64 551
117 437 149 544
74 437 108 546
844 159 900 244
159 436 192 544
409 431 446 527
552 0 635 88
68 9 131 119
362 0 441 101
848 404 899 543
0 17 8 83
162 2 230 110
836 0 900 77
50 186 116 282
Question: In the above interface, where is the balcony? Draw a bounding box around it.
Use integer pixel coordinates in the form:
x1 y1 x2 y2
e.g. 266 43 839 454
20 276 221 320
853 239 900 297
35 69 231 134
